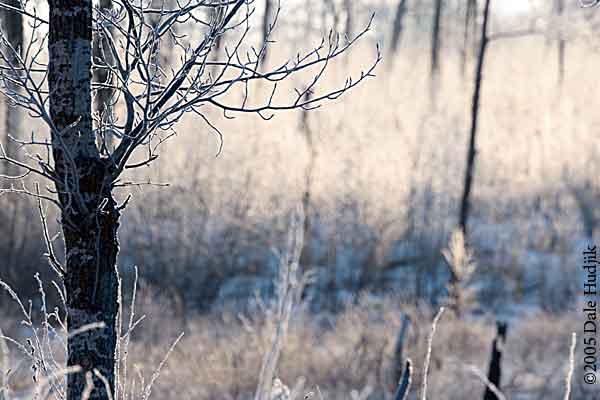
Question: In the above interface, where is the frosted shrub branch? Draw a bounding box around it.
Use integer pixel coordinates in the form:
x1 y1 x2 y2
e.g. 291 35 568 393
0 0 379 208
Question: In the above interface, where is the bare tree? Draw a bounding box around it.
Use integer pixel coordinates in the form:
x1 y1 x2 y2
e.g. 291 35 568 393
0 0 22 171
429 0 443 106
555 0 566 87
343 0 353 40
389 0 408 56
459 0 491 236
299 90 315 268
461 0 477 77
261 0 274 64
0 1 380 399
0 0 23 287
323 0 339 33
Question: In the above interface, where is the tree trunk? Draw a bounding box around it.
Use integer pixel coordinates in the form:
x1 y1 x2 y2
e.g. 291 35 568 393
429 0 443 106
48 1 118 399
460 0 477 77
93 0 115 150
555 0 565 87
0 0 22 175
430 0 443 77
209 4 226 74
393 359 412 400
323 0 339 34
0 0 22 291
213 32 224 58
392 314 410 387
389 0 408 55
483 322 508 400
299 91 315 268
343 0 353 40
459 0 490 236
261 0 273 64
63 173 120 400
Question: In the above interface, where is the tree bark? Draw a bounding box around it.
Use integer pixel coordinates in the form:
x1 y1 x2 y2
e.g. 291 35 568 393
63 167 120 400
93 0 115 150
430 0 443 78
393 359 412 400
460 0 477 77
459 0 490 236
389 0 408 55
261 0 273 64
429 0 443 107
483 322 507 400
49 1 119 399
0 0 22 175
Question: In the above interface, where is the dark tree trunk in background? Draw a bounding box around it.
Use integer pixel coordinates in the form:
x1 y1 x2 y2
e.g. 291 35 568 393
210 4 226 63
49 1 119 399
430 0 443 77
93 0 115 150
393 359 412 400
149 0 174 74
392 314 411 387
459 0 490 237
0 0 22 172
261 0 273 64
555 0 565 87
343 0 353 40
483 322 508 400
429 0 443 106
304 0 313 38
0 1 22 291
299 91 315 268
323 0 339 34
389 0 408 55
213 32 223 57
461 0 477 77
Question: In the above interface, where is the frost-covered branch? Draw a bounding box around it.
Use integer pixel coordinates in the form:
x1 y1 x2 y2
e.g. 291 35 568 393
0 0 378 206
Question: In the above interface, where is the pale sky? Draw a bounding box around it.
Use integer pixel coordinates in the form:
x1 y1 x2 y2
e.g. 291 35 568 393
494 0 533 16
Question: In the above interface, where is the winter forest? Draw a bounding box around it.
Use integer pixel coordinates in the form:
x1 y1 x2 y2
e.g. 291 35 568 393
0 0 599 399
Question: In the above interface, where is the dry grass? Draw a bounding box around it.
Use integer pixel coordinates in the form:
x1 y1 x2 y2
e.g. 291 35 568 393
95 295 594 400
0 277 596 400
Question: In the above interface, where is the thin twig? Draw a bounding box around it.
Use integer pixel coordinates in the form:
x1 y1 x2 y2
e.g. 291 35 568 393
421 307 445 400
564 332 576 400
